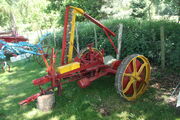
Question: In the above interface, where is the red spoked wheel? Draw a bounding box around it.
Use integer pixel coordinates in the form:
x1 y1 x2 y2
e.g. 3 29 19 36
78 47 104 77
115 54 151 101
79 47 104 64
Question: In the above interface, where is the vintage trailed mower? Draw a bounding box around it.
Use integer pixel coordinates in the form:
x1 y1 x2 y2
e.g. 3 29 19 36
19 6 151 105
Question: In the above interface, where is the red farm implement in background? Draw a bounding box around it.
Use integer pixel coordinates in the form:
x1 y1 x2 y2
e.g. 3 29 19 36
19 6 151 105
0 30 28 72
0 30 28 49
0 30 28 42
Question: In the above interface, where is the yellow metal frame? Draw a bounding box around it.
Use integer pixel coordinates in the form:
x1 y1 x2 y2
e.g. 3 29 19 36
70 6 85 14
57 62 80 74
121 55 150 101
67 7 85 63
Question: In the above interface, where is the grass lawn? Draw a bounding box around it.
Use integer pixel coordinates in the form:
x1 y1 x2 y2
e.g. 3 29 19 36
0 58 179 120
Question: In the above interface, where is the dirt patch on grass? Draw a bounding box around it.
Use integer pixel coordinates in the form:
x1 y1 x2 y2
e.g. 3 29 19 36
150 66 180 108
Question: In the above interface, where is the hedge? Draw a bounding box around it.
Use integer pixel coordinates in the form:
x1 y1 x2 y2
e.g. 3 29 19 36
43 19 180 72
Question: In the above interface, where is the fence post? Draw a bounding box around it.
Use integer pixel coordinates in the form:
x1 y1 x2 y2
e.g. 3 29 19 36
53 28 56 47
116 24 123 60
26 32 29 41
40 30 44 45
75 24 80 55
94 26 98 49
160 26 165 69
37 31 41 44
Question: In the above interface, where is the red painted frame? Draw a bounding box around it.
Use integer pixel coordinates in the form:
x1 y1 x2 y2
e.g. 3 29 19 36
61 6 118 65
19 6 121 105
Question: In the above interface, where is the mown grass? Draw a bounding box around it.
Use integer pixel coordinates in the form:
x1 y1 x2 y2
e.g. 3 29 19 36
0 57 179 120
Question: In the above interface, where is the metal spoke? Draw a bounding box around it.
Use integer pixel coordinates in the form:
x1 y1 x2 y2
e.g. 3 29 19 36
124 73 133 77
132 81 137 97
137 63 146 75
122 78 134 93
132 58 137 73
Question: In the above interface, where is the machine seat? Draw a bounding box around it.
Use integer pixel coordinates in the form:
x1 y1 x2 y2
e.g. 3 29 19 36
104 55 117 65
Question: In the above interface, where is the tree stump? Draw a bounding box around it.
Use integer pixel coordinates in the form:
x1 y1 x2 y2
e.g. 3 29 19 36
37 91 55 111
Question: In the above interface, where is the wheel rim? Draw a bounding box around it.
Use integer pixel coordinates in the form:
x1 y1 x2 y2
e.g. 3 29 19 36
121 55 150 101
79 48 104 77
34 46 50 66
80 48 104 64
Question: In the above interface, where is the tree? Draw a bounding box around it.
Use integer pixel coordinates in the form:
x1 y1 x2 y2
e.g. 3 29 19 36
0 0 59 31
130 0 151 19
47 0 108 25
0 0 12 28
164 0 180 22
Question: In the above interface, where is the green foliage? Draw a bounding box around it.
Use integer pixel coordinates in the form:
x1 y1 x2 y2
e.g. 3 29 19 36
42 30 63 48
0 0 59 31
130 0 148 19
86 19 180 71
0 11 9 27
0 0 11 27
44 19 180 71
16 0 59 31
47 0 108 25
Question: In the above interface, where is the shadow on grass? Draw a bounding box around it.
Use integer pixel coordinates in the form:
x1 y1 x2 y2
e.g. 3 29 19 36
0 59 179 120
2 75 178 120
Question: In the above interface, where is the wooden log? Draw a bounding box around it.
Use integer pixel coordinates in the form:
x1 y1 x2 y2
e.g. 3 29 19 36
37 91 55 111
